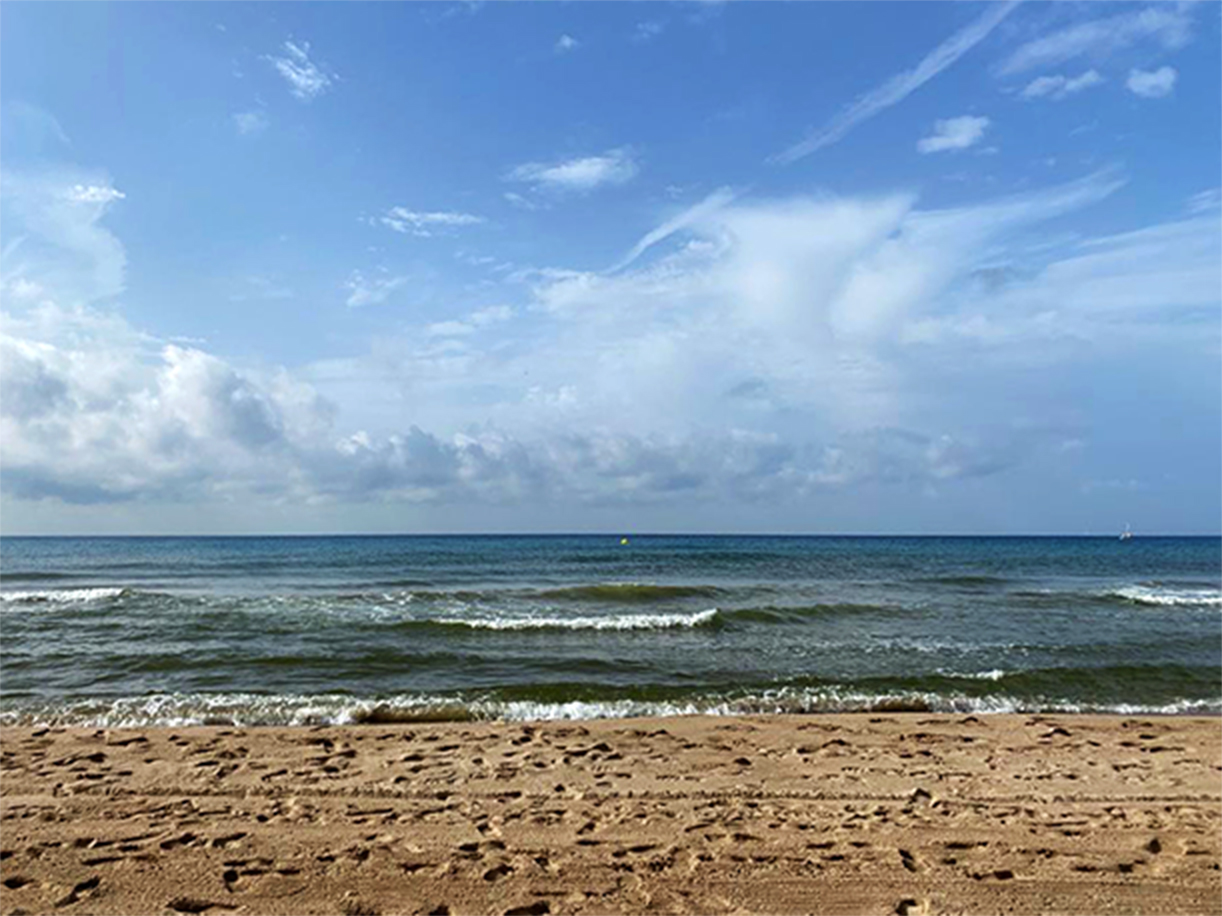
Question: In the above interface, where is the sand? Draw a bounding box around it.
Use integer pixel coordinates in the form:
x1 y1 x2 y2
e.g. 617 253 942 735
1 714 1219 916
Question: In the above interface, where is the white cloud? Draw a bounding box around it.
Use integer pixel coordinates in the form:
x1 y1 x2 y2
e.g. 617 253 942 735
1186 188 1221 214
233 110 268 135
4 278 47 301
265 40 336 101
378 207 485 237
917 115 990 154
503 191 543 211
611 187 736 272
426 305 514 338
65 184 126 204
508 148 639 194
554 34 580 54
0 305 1031 511
7 161 1215 524
634 20 666 42
1020 69 1104 101
1029 213 1220 315
1126 66 1177 98
344 270 407 308
509 171 1128 444
997 6 1193 75
2 169 127 305
771 1 1018 164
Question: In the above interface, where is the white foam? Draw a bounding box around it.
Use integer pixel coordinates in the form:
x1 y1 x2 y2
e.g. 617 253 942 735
4 688 1219 728
431 608 721 631
949 669 1008 681
1110 585 1222 607
0 587 128 606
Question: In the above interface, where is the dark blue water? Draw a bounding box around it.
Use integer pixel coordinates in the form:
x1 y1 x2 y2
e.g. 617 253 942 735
1 536 1219 726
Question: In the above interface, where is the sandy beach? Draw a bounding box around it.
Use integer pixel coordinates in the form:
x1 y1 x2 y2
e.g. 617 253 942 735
1 714 1219 915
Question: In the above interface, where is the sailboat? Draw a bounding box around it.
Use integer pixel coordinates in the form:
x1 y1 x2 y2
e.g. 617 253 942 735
1119 523 1133 541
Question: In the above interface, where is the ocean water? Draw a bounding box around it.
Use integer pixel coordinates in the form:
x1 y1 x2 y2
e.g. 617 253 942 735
1 535 1219 727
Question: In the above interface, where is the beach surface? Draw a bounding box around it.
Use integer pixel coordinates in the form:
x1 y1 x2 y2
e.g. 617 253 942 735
1 714 1219 916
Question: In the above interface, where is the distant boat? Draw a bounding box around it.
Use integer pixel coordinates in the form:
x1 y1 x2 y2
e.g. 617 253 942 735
1119 523 1133 541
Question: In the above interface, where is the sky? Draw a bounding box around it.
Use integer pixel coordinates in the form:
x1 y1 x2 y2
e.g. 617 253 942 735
1 1 1219 536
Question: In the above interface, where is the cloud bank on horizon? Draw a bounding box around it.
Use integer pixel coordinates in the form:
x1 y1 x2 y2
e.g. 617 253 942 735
1 1 1218 534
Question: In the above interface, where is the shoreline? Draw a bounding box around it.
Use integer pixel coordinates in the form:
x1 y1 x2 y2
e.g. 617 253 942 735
4 705 1222 730
2 713 1220 914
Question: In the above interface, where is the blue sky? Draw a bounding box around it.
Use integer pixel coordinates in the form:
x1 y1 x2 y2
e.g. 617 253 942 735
2 1 1219 535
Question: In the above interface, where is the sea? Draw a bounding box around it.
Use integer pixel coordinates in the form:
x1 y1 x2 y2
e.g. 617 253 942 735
1 535 1219 727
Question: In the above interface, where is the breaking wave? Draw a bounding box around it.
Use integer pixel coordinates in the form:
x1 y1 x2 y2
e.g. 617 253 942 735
3 684 1217 729
427 608 722 631
0 587 132 606
1107 585 1222 607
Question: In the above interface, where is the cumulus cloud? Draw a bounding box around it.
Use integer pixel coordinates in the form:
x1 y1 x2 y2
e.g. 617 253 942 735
997 6 1193 75
0 304 1031 511
1126 66 1177 98
554 34 580 54
5 157 1216 523
64 184 126 204
378 207 485 237
0 309 335 505
917 115 990 153
771 1 1017 163
1020 69 1104 101
344 270 407 308
508 148 639 194
265 40 336 101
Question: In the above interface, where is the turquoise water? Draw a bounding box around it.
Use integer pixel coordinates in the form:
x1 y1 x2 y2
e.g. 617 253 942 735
1 535 1219 725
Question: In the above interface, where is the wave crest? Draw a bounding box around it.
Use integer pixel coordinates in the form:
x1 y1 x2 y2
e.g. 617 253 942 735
1109 585 1222 607
429 608 721 632
0 587 130 606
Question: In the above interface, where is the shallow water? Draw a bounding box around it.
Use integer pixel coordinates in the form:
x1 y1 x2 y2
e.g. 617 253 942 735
1 535 1219 725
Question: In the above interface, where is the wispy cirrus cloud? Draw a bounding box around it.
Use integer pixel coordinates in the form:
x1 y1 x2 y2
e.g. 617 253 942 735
1185 188 1221 215
426 304 514 338
344 270 407 308
1020 69 1104 101
611 187 736 272
917 115 990 154
503 191 543 211
771 1 1018 164
507 148 639 194
7 164 1217 527
996 5 1193 75
1127 66 1177 99
2 169 127 305
265 40 336 101
378 207 485 237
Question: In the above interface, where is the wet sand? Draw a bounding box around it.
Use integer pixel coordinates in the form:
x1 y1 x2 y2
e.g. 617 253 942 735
1 714 1219 915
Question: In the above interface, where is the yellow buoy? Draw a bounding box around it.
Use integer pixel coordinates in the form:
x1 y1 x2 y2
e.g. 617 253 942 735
620 537 630 545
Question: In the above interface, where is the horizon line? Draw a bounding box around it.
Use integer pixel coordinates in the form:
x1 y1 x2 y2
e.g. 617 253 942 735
2 531 1219 539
